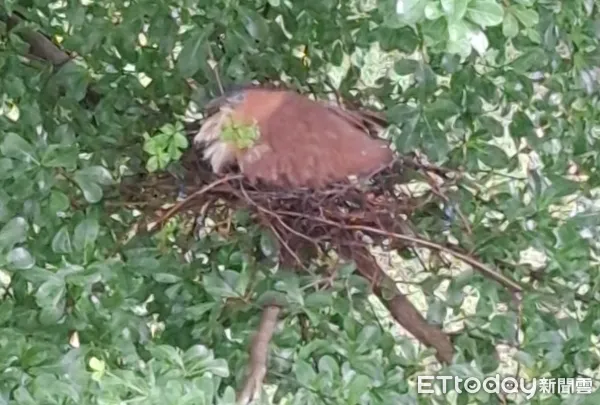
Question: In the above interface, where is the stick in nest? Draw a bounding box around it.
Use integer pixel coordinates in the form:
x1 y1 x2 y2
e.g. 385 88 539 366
152 174 243 229
271 210 522 293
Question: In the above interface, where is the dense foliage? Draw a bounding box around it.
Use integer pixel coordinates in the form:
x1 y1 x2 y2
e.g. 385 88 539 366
1 0 600 404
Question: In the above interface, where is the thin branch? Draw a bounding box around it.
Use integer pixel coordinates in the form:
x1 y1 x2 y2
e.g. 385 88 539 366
273 210 523 292
3 14 71 66
154 174 243 228
268 224 309 272
239 184 322 252
207 45 224 96
237 305 280 405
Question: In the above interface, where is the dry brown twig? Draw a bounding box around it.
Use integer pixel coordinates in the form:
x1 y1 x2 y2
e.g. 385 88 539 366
152 174 243 229
237 305 281 405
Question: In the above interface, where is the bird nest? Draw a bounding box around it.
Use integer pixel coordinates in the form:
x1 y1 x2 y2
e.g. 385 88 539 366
119 144 520 295
121 147 457 265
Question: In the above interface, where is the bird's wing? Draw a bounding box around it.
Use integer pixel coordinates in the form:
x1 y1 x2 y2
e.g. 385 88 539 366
195 88 394 188
234 90 393 188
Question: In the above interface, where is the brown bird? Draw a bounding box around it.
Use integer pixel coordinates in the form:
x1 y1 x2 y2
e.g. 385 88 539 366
192 86 394 188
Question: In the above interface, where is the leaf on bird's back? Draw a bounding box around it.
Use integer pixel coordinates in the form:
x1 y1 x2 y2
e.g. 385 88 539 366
219 118 260 149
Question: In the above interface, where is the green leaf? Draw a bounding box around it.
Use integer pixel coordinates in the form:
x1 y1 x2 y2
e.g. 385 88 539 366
424 2 443 20
502 13 519 38
478 117 504 138
356 325 382 354
387 104 418 123
427 298 446 324
52 226 73 254
441 0 468 21
294 360 317 386
147 155 160 172
331 40 344 65
0 197 9 224
0 216 29 251
48 191 70 214
260 229 280 258
0 299 14 325
0 157 15 179
545 175 581 198
318 355 339 377
4 76 26 97
509 111 534 138
238 7 269 41
543 350 564 371
510 49 547 73
304 291 333 309
489 313 516 340
466 0 504 27
77 166 113 185
394 59 419 75
89 357 106 373
477 144 510 169
202 270 242 299
173 132 189 149
73 218 99 252
447 20 472 57
153 272 182 283
73 166 114 203
513 350 536 369
414 62 438 98
35 277 66 318
425 97 460 121
42 144 79 169
7 247 35 269
511 5 539 27
396 0 427 24
53 61 90 101
347 374 371 404
220 387 237 404
0 133 38 164
203 358 230 378
176 25 214 78
441 53 462 73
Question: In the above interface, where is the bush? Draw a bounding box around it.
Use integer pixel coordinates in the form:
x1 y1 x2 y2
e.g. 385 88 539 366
1 0 600 404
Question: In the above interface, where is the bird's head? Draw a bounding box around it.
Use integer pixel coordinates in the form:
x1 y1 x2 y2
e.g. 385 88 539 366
192 90 248 173
192 86 284 174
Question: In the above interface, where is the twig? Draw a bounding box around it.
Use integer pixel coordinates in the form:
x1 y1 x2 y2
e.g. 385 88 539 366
400 156 456 178
207 45 224 96
421 171 472 235
154 174 242 228
343 246 455 363
3 14 71 66
237 305 280 405
513 292 523 380
272 210 523 292
267 224 309 272
239 184 322 252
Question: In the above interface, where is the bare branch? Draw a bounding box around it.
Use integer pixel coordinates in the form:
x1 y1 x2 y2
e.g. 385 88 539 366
237 305 281 405
4 14 70 66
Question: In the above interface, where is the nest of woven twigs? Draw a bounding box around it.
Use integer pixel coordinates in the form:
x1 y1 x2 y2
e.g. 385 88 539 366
121 146 455 269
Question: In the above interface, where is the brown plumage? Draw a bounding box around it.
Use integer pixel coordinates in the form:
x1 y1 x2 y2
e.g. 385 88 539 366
193 87 394 189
